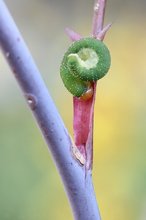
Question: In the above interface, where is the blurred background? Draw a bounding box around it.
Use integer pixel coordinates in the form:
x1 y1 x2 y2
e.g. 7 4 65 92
0 0 146 219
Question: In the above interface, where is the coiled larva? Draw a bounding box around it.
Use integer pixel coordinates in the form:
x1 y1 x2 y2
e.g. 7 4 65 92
60 37 111 100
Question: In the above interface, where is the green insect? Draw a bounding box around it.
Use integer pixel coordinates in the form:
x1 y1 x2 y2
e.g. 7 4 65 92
60 37 111 100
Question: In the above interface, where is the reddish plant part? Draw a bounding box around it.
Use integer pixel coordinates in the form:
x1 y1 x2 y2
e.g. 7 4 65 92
66 0 111 169
96 23 112 40
92 0 107 37
73 83 97 170
65 27 82 42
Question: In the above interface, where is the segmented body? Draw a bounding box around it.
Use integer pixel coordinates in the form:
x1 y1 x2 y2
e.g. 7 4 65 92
60 37 111 99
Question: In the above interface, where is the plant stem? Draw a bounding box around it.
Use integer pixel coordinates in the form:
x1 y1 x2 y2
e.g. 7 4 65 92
0 0 101 219
92 0 107 37
66 0 110 170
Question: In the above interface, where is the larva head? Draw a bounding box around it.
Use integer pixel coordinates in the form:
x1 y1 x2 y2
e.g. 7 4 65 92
60 37 111 98
67 48 99 72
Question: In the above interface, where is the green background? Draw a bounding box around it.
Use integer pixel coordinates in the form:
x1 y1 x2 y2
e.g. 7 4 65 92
0 0 146 219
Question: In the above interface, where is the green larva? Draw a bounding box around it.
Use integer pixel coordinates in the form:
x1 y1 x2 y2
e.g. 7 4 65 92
60 37 111 99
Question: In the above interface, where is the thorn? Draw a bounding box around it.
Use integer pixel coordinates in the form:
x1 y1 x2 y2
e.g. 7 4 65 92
65 27 82 42
96 23 112 40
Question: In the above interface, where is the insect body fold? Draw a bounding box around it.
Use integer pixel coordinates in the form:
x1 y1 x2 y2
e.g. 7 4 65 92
60 37 111 99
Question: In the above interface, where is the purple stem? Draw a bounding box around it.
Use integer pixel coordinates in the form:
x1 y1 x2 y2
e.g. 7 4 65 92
65 28 82 41
96 23 112 40
0 0 101 219
92 0 107 36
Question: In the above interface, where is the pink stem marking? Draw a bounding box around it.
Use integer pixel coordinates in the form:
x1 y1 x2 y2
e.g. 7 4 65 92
73 83 97 169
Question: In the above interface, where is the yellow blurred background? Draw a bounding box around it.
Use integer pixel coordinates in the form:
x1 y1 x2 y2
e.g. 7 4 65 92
0 0 146 219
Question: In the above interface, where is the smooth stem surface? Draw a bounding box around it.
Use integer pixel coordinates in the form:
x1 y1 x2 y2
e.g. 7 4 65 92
0 1 101 219
92 0 107 37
